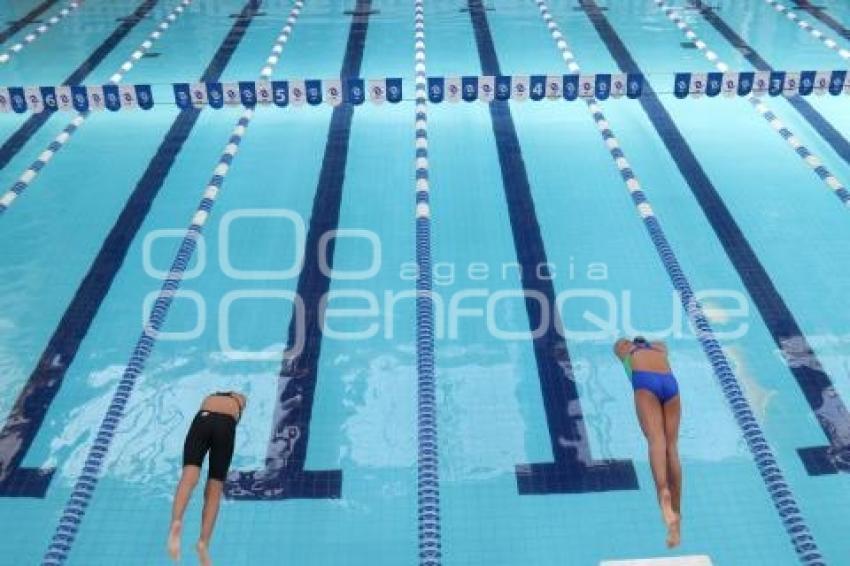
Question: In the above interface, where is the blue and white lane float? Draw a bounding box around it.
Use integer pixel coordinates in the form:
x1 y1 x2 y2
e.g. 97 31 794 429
40 2 304 565
532 0 825 564
0 0 83 65
762 0 850 61
0 0 193 215
413 2 441 565
655 0 850 208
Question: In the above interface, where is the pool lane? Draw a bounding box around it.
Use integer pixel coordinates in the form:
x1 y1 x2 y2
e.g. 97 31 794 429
546 0 850 561
0 0 62 46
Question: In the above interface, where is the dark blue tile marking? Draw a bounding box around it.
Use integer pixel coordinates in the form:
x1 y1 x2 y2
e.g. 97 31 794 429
225 0 374 501
0 0 59 45
580 0 850 474
0 0 263 498
0 0 159 171
792 0 850 39
687 0 850 172
467 0 638 495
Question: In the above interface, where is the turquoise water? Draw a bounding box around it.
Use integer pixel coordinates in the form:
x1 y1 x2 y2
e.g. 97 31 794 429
1 0 850 564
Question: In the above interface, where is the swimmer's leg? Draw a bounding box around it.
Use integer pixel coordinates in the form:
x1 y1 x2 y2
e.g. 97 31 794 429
663 395 682 547
196 478 224 566
634 390 679 547
168 465 201 561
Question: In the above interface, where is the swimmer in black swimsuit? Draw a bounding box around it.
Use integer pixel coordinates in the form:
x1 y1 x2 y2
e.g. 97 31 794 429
167 391 246 566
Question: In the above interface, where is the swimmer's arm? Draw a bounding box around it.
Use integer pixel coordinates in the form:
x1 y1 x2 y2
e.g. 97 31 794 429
651 341 668 354
613 339 631 360
235 393 247 410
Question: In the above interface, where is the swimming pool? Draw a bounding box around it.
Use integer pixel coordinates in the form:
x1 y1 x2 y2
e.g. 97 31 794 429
2 0 850 563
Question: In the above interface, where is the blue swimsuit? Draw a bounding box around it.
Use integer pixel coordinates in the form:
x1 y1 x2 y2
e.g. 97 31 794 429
623 343 679 404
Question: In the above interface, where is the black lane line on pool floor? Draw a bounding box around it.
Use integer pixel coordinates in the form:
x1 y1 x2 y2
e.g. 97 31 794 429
688 0 850 172
0 0 60 45
0 0 263 498
791 0 850 40
225 0 374 501
467 0 639 494
580 0 850 475
0 0 160 171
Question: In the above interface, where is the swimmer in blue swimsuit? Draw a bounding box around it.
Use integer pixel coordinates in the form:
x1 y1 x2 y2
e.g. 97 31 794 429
614 336 682 548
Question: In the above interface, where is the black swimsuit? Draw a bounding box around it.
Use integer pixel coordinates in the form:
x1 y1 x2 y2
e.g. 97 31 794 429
182 392 243 481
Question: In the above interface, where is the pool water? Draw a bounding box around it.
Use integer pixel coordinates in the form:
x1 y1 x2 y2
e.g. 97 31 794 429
1 0 850 564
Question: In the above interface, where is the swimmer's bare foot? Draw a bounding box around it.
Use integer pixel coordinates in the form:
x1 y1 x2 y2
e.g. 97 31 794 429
196 540 211 566
666 515 681 548
166 520 182 562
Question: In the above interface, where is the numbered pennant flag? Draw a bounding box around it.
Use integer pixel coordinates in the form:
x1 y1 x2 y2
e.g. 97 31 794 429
56 85 74 110
829 70 846 96
305 80 322 105
40 86 58 111
445 77 461 103
0 88 10 112
324 79 342 106
512 75 529 102
579 75 595 98
738 72 754 96
118 85 136 110
173 83 191 109
289 80 306 106
689 73 706 97
721 72 738 97
220 83 239 105
768 71 785 96
347 78 365 105
428 77 444 103
368 79 386 104
706 72 723 97
799 71 815 96
462 76 478 102
595 73 611 100
529 75 546 101
753 70 770 94
674 73 691 98
71 85 89 112
206 82 224 109
239 81 257 106
8 87 27 113
610 73 627 98
495 75 511 101
256 81 273 104
626 73 643 99
479 75 495 102
24 86 44 113
136 84 154 110
103 84 121 111
563 74 579 101
545 74 562 99
386 78 402 103
272 80 289 107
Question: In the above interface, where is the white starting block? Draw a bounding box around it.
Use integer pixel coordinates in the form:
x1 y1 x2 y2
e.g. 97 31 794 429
600 556 713 566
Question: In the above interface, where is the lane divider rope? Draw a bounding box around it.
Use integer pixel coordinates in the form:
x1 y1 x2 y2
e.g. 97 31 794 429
0 0 193 215
762 0 850 61
657 0 850 208
0 0 83 65
413 1 441 564
40 1 304 564
534 0 825 563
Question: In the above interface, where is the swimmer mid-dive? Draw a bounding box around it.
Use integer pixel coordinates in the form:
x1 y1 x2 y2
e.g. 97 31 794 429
167 391 246 566
614 337 682 548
